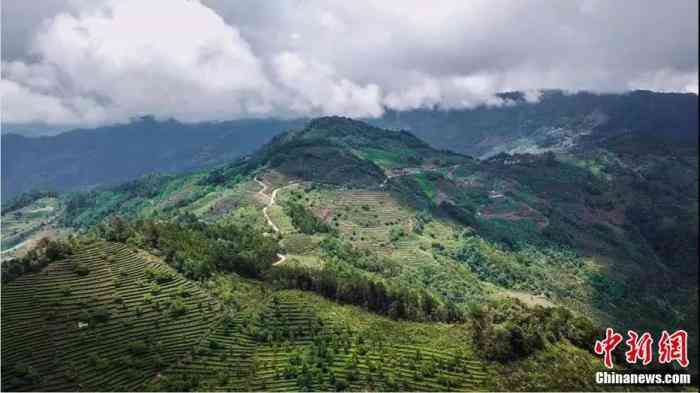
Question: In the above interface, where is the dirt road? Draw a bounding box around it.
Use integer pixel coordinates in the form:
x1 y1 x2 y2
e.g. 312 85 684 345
255 177 292 266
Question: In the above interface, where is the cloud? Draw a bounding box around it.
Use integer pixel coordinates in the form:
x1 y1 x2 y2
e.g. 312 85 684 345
272 52 383 117
1 0 698 126
2 0 278 125
628 69 699 94
1 79 82 123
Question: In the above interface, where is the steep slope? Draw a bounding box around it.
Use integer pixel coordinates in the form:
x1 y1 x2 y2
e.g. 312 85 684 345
1 240 220 391
2 116 696 389
2 239 605 392
215 116 472 188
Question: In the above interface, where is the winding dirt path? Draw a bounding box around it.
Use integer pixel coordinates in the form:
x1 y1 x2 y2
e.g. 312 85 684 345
255 177 290 266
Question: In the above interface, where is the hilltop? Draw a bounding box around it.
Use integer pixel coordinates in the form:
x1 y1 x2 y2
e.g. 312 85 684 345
236 116 471 188
4 90 696 199
2 115 697 390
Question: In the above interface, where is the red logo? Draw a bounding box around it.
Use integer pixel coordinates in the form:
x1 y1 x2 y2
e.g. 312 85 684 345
625 330 653 366
594 328 689 369
658 330 689 367
594 328 623 369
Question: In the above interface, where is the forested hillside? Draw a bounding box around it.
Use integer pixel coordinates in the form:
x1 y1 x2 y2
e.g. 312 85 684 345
2 115 696 391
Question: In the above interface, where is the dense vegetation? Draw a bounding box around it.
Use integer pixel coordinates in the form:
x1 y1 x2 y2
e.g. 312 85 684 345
471 299 596 362
283 201 333 235
1 237 73 283
96 215 280 280
1 190 58 214
267 238 463 323
2 112 697 390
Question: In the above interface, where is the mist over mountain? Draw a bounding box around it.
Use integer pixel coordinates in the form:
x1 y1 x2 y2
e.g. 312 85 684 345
370 90 699 158
4 90 696 202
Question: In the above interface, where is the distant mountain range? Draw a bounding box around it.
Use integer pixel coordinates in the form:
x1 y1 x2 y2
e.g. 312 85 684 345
2 90 696 201
370 90 698 158
1 117 305 201
1 114 697 390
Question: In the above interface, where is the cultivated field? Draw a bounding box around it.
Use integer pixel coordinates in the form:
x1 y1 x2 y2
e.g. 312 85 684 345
1 241 220 391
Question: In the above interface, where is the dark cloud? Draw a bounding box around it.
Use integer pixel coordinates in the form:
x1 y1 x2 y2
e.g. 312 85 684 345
1 0 697 126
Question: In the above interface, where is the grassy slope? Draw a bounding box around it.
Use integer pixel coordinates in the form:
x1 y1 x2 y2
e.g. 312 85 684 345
2 242 605 392
3 117 695 389
1 241 220 391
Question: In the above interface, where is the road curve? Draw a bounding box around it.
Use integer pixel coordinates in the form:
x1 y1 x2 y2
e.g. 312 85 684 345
255 177 290 266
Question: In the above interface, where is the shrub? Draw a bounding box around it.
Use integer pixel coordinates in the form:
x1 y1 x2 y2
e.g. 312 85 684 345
169 298 188 317
176 286 192 298
208 339 221 350
145 267 174 284
389 226 405 242
91 307 111 323
127 340 149 355
149 283 162 296
73 263 90 276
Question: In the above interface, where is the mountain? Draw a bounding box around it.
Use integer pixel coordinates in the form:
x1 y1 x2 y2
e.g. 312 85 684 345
5 90 695 201
2 116 697 391
233 116 472 188
371 90 699 158
1 117 305 201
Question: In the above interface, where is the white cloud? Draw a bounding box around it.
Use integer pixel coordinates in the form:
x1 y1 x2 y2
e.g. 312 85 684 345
272 52 383 117
1 0 698 126
1 0 384 125
628 69 699 94
1 0 278 125
1 79 80 123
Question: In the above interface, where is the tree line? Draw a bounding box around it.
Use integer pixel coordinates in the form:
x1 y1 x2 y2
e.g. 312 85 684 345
2 237 74 283
96 214 279 280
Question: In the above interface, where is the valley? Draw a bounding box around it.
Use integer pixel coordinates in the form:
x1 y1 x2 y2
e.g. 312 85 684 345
1 115 697 391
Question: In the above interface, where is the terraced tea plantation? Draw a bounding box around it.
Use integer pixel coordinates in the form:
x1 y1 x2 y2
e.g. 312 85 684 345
154 289 489 391
2 240 491 392
278 188 414 252
1 241 220 391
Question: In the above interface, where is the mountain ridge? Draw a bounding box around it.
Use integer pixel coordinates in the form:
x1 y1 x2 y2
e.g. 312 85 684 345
1 114 698 390
1 117 306 201
4 90 696 201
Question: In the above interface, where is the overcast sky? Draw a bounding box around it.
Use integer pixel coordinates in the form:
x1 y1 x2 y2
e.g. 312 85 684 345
1 0 698 127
